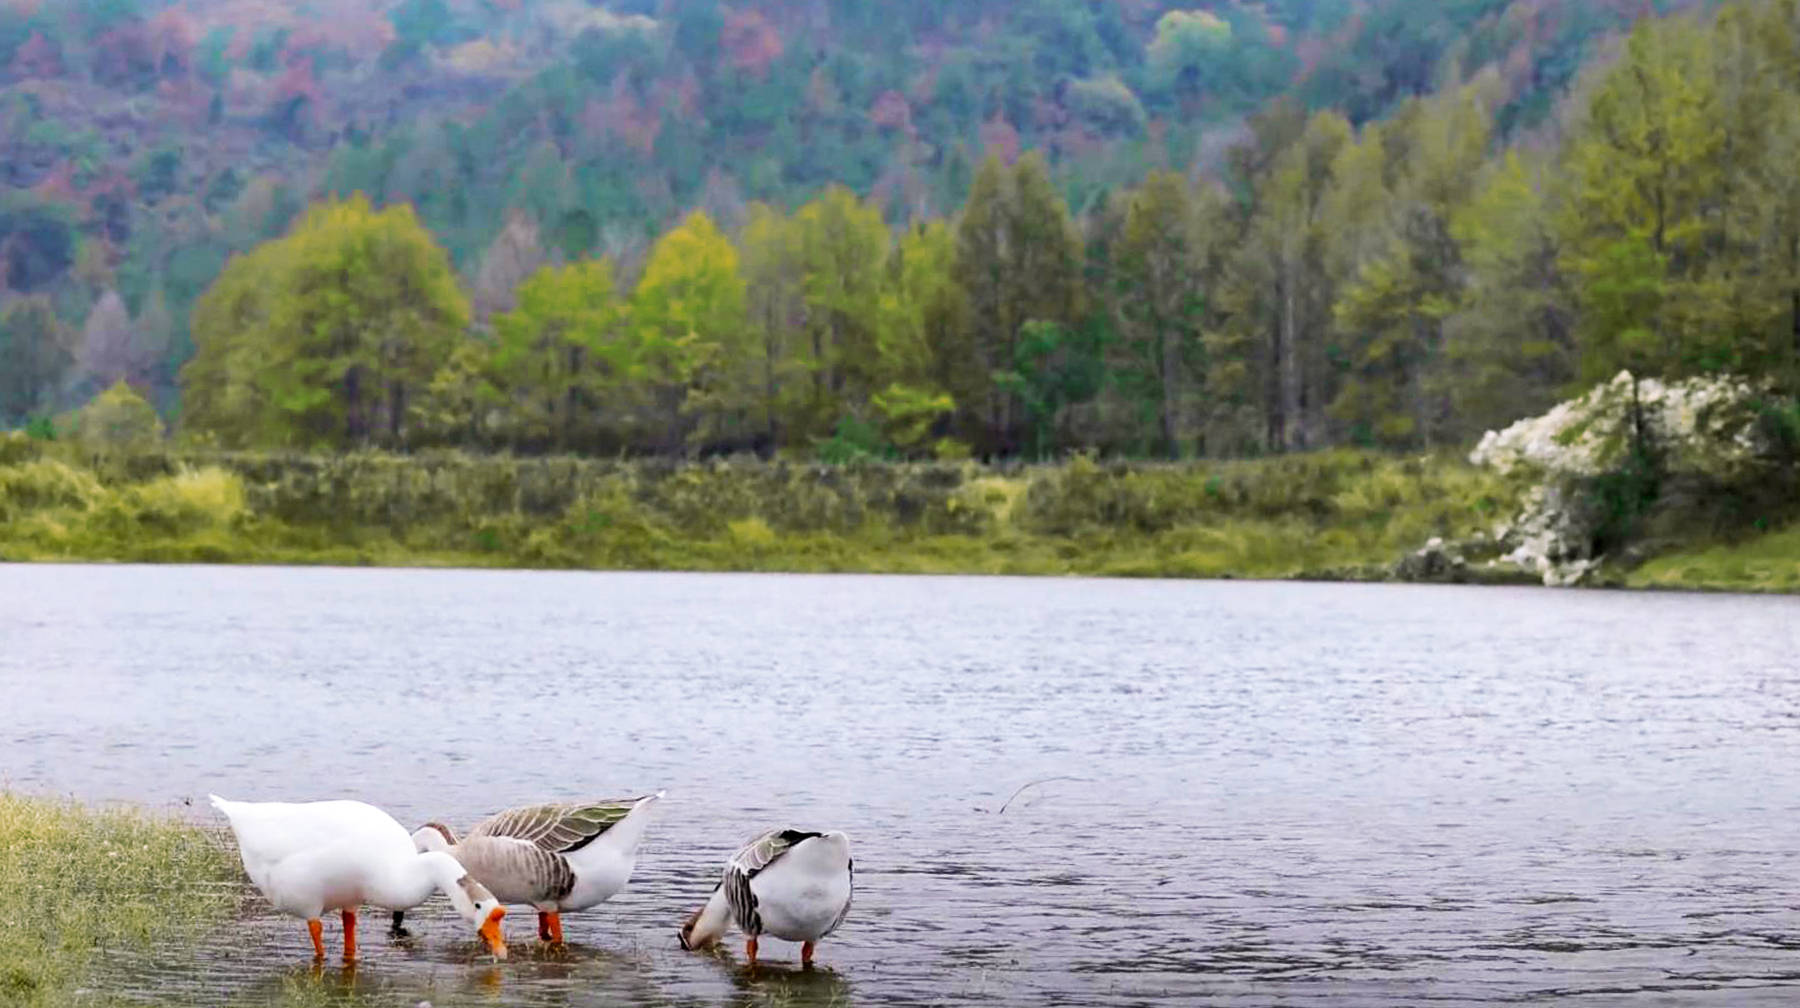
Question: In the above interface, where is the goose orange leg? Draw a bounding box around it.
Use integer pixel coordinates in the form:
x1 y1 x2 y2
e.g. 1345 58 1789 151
537 911 564 944
802 941 816 967
307 918 325 960
745 936 758 968
341 909 357 961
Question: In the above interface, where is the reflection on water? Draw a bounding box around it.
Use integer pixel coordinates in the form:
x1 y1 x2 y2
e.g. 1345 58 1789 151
6 565 1800 1004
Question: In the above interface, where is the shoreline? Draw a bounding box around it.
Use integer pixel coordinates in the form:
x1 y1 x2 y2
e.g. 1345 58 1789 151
2 442 1793 595
7 552 1795 597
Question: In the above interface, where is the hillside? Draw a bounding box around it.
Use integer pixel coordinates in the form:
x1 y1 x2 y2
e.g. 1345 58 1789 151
0 0 1709 419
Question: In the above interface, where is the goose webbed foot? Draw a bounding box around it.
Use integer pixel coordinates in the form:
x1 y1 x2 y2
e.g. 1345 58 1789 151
388 910 410 939
801 940 816 968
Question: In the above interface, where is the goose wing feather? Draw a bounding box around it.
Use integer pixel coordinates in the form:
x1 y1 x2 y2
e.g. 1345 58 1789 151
451 835 576 903
730 828 823 878
467 797 650 855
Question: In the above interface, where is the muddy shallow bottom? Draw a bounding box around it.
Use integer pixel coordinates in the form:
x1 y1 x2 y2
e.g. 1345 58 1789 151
7 565 1800 1005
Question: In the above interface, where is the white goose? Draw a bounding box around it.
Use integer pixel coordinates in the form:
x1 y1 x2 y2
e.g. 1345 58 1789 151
209 794 508 961
678 828 853 968
404 793 663 943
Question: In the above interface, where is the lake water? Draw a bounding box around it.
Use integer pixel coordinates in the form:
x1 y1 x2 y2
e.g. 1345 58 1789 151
4 564 1800 1005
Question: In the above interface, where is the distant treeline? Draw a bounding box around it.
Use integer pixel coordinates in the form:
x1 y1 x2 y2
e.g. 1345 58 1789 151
0 0 1686 428
7 3 1799 463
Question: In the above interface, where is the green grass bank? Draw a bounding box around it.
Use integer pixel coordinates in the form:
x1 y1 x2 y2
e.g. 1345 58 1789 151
3 433 1794 590
0 793 238 1007
0 435 1532 582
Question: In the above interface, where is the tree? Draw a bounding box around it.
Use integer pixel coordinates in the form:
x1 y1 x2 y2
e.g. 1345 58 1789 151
1714 0 1800 392
993 320 1105 460
1557 15 1724 382
628 211 750 454
794 185 888 440
952 155 1011 452
70 380 162 451
77 289 138 393
181 194 469 449
873 219 963 456
1147 11 1233 101
1217 110 1350 452
1114 170 1207 457
471 209 548 324
489 258 627 452
953 152 1083 455
738 202 809 451
1328 83 1492 448
1442 152 1574 437
0 297 70 426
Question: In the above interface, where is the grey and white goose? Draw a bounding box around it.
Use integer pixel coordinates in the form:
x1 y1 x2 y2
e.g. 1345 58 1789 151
395 793 663 943
678 828 853 967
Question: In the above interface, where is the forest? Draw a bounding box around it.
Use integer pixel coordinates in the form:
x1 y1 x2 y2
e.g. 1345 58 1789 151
8 0 1790 467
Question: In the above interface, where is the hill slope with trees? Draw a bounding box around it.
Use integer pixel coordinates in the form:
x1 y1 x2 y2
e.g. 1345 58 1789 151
1 0 1717 432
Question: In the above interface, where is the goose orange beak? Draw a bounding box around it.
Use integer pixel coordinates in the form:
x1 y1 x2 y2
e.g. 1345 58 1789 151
479 906 507 959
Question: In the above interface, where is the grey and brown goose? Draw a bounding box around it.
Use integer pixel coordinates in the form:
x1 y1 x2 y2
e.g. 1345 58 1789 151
678 828 853 967
394 793 663 943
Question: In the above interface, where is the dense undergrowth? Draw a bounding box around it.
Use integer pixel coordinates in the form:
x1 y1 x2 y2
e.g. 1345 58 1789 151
0 793 237 1008
0 433 1522 582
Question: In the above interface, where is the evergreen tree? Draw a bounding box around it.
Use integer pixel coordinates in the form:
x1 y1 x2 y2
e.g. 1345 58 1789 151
1557 16 1723 382
0 297 71 426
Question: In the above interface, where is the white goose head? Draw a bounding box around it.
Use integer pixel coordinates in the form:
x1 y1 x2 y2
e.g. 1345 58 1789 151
419 849 507 958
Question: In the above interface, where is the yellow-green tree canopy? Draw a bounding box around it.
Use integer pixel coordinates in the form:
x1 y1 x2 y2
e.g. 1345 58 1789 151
629 210 751 454
181 194 469 449
70 381 163 451
490 258 629 452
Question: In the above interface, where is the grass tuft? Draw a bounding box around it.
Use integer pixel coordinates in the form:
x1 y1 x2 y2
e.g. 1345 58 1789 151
0 793 238 1007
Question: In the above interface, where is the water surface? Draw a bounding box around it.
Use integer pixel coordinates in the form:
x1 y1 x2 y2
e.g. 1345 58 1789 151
4 564 1800 1004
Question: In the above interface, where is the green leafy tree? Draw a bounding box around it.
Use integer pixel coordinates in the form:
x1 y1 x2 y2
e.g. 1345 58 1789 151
993 320 1106 460
1328 83 1492 448
629 211 750 454
794 186 888 440
874 219 963 456
1442 152 1574 436
1216 109 1350 452
739 202 809 452
1557 15 1723 381
70 380 162 450
953 152 1083 455
1114 170 1208 457
1147 11 1233 100
489 258 628 452
181 194 469 449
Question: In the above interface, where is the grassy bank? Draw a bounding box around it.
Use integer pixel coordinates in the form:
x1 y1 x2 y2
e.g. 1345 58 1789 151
0 793 237 1007
0 435 1525 582
1625 524 1800 593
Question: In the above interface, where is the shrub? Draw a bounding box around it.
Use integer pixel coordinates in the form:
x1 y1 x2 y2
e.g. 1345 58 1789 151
128 466 247 532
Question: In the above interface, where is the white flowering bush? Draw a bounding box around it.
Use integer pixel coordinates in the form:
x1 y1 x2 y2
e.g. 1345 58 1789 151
1472 371 1770 481
1468 371 1779 585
